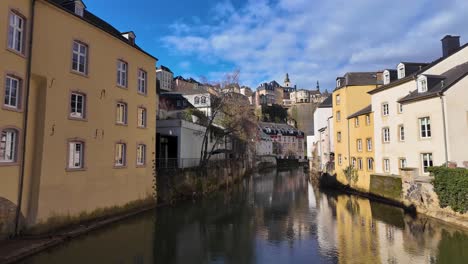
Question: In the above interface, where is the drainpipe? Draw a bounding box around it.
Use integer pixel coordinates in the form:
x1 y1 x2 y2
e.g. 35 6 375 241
15 0 36 235
438 92 449 166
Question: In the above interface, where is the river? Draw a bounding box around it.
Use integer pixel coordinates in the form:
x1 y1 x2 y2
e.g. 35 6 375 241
19 168 468 264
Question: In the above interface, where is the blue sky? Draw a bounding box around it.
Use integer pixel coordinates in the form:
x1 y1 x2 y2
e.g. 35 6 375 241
86 0 468 91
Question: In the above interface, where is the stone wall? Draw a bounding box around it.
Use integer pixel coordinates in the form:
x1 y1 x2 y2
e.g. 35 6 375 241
369 174 403 201
0 197 20 239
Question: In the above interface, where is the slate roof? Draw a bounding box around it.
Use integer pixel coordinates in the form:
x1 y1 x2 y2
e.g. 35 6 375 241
335 72 381 90
368 43 468 95
179 88 210 95
318 95 332 108
47 0 157 60
159 65 173 73
258 122 304 137
347 105 372 119
398 62 468 104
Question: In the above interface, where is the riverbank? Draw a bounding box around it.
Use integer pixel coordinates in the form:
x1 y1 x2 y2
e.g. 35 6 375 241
318 172 468 231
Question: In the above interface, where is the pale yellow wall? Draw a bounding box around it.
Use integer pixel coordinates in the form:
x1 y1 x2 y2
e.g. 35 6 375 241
333 85 376 185
348 112 374 191
0 0 30 208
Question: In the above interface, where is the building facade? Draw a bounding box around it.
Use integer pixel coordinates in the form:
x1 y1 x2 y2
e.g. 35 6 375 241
259 122 305 159
156 65 173 92
0 0 157 235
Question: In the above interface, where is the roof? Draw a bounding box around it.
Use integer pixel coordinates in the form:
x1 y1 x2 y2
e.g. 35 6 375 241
159 65 173 73
318 95 332 108
347 105 372 119
398 62 468 104
258 122 304 136
47 0 157 61
369 43 468 95
179 88 210 95
335 72 381 90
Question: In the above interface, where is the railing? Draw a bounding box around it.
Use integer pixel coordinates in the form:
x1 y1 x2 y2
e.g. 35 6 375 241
156 156 229 170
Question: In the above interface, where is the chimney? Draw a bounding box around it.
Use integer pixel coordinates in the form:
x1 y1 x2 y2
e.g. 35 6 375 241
441 35 460 57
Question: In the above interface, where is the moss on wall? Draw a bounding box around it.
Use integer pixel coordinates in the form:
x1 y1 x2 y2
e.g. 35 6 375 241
369 174 402 201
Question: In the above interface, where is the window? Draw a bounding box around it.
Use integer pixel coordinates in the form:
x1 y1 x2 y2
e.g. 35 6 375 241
365 115 371 125
400 158 407 169
136 144 146 166
398 64 405 79
4 76 20 109
138 69 147 94
75 2 84 17
367 158 374 171
355 117 359 127
72 41 88 74
117 60 128 87
399 125 405 141
338 154 342 165
137 107 147 128
398 103 403 114
70 92 85 119
383 159 390 173
201 96 207 104
382 103 389 116
421 153 433 173
336 79 341 88
357 139 362 152
194 96 200 105
336 111 341 122
382 127 390 143
358 158 363 170
351 158 356 168
116 102 127 124
336 94 341 105
337 132 342 142
419 77 428 93
8 12 25 53
419 117 431 138
68 141 84 169
383 71 390 85
366 138 372 151
0 129 18 162
115 143 126 167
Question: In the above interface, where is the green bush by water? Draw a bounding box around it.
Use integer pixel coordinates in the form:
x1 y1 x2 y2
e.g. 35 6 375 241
429 167 468 213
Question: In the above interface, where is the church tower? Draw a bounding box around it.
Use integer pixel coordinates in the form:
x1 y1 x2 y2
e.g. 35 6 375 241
284 73 291 87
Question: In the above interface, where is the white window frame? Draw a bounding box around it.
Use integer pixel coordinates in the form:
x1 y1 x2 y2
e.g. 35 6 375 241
357 139 362 152
336 94 340 105
382 127 390 143
70 92 85 119
383 71 390 85
138 69 147 94
383 159 390 173
366 115 371 125
117 60 128 87
399 158 407 169
194 96 200 105
366 138 372 151
382 103 389 116
336 111 341 122
418 76 428 93
4 76 20 109
68 141 84 169
75 2 84 17
358 158 363 170
337 132 342 142
398 103 403 114
116 102 127 125
421 153 433 174
115 143 127 167
8 12 25 53
0 129 18 163
137 107 147 128
72 41 88 74
367 158 374 171
136 144 146 166
399 125 405 141
355 117 359 127
397 64 405 79
351 158 356 168
419 117 431 138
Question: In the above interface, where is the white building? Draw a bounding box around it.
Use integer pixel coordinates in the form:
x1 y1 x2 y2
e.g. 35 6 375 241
308 96 333 161
181 89 213 118
370 35 468 176
256 128 273 156
156 65 174 92
259 122 305 159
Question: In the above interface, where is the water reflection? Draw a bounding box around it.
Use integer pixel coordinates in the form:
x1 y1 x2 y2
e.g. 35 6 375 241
20 168 468 264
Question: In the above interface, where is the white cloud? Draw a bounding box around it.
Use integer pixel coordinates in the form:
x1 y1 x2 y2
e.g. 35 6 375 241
162 0 468 90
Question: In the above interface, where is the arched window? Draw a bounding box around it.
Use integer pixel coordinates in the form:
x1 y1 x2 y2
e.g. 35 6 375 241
0 129 19 162
201 96 206 104
194 96 200 105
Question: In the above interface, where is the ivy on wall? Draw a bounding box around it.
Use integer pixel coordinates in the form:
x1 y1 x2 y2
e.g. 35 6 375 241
429 167 468 214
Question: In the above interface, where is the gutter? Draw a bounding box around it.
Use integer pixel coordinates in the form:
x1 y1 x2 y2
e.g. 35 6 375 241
15 0 36 235
438 92 449 166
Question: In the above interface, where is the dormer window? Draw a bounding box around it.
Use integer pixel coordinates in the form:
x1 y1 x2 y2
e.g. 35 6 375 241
121 32 136 45
336 79 341 88
397 63 405 79
383 70 390 85
74 0 85 17
418 75 428 93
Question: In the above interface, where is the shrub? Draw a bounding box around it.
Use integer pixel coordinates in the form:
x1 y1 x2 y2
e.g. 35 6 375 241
429 166 468 213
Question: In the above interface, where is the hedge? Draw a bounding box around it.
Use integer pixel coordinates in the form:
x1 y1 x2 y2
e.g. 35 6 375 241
429 167 468 213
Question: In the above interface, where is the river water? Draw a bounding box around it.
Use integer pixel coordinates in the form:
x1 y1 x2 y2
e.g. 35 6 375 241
20 168 467 264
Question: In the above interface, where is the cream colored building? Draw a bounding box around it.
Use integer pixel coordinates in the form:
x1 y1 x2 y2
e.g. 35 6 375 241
1 0 157 235
156 65 173 92
370 36 468 176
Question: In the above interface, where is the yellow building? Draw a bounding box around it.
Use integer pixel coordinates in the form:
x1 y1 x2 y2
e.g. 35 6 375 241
347 106 374 191
332 72 381 188
1 0 157 236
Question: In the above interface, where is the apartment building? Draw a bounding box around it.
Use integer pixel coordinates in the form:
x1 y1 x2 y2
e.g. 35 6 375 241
156 65 173 92
0 0 157 235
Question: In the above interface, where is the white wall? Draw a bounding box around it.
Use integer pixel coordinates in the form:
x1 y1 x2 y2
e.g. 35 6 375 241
309 107 332 159
424 45 468 75
256 140 273 156
183 93 212 117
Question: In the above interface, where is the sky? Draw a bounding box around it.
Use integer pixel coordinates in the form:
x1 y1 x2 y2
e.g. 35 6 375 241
85 0 468 91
